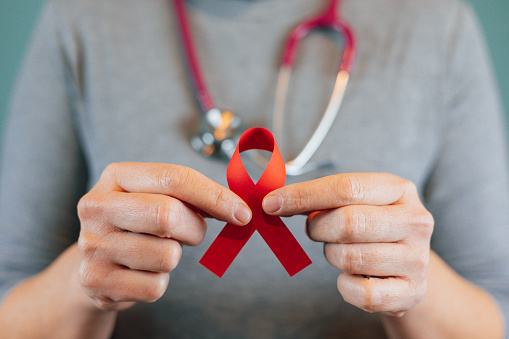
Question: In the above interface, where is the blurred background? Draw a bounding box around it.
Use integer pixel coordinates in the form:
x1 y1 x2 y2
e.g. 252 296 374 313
1 0 508 138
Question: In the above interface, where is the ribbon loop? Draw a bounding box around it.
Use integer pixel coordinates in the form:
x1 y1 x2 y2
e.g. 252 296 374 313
200 128 312 277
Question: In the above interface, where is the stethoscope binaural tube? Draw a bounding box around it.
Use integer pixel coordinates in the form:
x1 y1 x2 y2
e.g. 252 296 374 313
172 0 356 175
173 0 242 159
270 0 355 175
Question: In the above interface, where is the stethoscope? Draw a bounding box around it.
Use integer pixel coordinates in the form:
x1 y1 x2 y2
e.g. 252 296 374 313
173 0 356 176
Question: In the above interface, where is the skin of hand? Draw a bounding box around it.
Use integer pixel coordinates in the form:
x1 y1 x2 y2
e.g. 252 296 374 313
382 251 505 339
77 162 252 310
0 162 252 339
262 173 434 316
0 168 503 338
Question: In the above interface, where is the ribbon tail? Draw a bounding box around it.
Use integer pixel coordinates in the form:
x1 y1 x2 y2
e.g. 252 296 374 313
255 214 312 276
266 234 312 277
199 223 256 277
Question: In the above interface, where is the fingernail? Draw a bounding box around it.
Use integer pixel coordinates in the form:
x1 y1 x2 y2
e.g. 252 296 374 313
234 204 252 225
263 194 282 214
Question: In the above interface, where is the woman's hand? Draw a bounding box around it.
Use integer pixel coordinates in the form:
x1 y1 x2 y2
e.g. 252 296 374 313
262 173 433 316
77 162 251 311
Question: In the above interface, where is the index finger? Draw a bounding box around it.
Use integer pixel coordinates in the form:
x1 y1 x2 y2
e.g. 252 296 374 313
97 162 252 226
262 173 408 216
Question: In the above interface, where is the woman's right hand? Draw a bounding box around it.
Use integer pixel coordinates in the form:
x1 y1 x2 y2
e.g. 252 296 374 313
77 162 252 311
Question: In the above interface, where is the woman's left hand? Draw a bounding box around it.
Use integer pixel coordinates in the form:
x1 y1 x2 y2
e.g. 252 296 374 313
262 173 434 316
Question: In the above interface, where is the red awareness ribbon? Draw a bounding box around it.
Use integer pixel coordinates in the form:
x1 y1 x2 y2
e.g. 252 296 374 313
200 127 312 277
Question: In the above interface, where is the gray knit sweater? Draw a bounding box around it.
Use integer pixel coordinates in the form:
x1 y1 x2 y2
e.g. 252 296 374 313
1 0 508 337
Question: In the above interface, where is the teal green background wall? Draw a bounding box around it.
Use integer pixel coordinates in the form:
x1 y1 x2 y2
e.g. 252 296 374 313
0 1 45 130
1 1 508 135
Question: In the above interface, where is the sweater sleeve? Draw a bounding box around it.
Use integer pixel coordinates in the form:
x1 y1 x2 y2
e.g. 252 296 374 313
0 0 87 302
424 3 509 334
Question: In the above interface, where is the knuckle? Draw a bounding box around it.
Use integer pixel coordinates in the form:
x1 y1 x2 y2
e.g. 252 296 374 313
166 202 185 236
405 279 427 309
188 217 207 246
339 246 363 273
101 162 125 185
104 162 121 174
361 302 376 313
158 254 173 273
158 241 182 272
337 208 361 242
415 251 429 275
290 186 309 211
149 201 174 238
405 244 429 277
337 175 364 203
401 179 418 196
103 162 122 175
78 260 101 291
210 188 229 211
145 275 168 303
150 199 187 239
94 298 117 310
196 218 207 244
336 273 375 313
102 163 120 179
417 249 430 276
414 210 434 237
78 232 101 257
324 243 336 267
77 193 104 221
359 282 375 313
367 288 392 313
157 165 191 193
171 242 183 268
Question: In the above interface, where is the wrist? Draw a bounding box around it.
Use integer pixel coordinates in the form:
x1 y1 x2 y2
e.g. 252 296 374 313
0 243 118 339
64 244 118 315
381 250 504 339
59 243 119 338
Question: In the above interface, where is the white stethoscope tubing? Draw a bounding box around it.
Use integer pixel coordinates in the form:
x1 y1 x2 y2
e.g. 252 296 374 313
264 69 350 176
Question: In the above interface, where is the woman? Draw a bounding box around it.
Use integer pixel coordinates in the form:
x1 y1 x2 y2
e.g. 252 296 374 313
0 0 507 337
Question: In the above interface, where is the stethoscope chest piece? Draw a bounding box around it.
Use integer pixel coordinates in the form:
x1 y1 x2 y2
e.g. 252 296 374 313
190 108 243 159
